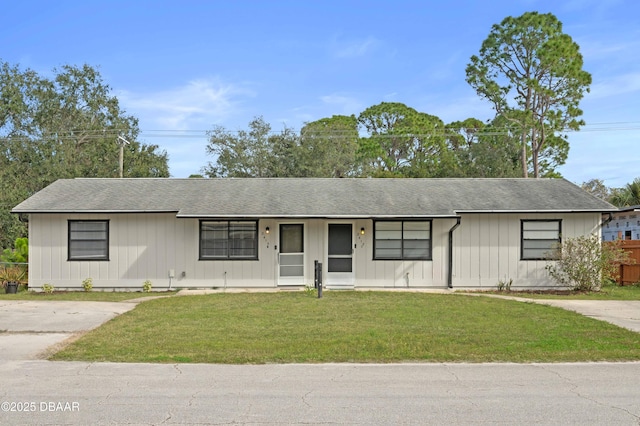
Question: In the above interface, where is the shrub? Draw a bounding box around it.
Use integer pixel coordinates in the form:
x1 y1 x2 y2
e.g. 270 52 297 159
42 283 55 294
1 238 28 263
142 280 152 293
82 277 93 292
545 235 633 292
496 278 513 292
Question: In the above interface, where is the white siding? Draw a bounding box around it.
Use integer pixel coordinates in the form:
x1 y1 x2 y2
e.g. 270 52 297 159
28 214 277 290
451 213 602 289
27 212 603 290
355 219 451 288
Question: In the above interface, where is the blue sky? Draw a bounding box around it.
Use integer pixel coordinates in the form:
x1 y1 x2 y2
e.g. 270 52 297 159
2 0 639 187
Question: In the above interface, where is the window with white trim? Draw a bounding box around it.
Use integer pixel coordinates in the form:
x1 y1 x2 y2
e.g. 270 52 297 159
374 220 431 260
200 220 258 260
68 220 109 261
521 220 561 260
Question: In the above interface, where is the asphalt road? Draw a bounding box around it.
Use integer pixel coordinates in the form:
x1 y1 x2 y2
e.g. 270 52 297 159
0 361 639 425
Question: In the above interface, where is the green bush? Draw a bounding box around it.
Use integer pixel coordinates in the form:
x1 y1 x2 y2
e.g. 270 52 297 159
1 238 28 263
546 236 633 291
142 280 152 293
82 278 93 292
42 283 55 294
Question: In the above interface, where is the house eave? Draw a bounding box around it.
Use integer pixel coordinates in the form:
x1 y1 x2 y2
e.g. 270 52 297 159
11 210 180 214
454 209 617 214
176 214 461 219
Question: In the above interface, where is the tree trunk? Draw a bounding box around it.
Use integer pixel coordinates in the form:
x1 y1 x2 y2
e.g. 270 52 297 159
531 127 539 178
520 129 528 178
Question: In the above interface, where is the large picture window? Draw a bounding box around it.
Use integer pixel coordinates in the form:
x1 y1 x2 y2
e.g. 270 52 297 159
521 220 561 260
68 220 109 261
200 220 258 260
374 220 431 260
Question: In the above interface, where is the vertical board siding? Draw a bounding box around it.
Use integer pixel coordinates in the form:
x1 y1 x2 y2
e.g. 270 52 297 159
28 212 602 290
29 213 278 290
452 212 601 289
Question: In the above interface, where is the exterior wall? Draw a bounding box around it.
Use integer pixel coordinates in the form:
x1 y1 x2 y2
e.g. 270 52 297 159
451 212 602 289
602 210 640 241
27 211 602 291
354 218 452 288
28 213 277 290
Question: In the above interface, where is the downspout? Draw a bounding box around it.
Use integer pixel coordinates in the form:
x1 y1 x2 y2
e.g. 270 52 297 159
448 217 461 289
601 212 613 227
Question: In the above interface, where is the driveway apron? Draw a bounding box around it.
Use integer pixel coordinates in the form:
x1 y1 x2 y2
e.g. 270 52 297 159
0 300 135 360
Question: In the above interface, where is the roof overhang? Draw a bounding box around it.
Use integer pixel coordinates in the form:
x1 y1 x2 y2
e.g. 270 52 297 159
11 210 180 214
454 209 618 214
176 214 460 219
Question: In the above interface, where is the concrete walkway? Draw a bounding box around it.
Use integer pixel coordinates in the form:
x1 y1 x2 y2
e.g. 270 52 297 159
476 295 640 333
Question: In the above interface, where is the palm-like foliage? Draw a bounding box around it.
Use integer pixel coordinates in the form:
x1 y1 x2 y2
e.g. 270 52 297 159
610 178 640 207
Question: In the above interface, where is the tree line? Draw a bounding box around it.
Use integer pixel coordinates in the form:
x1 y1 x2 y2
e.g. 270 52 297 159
202 107 528 179
581 178 640 208
0 62 169 249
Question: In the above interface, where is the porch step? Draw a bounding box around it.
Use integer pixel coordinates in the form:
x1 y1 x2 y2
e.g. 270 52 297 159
324 285 355 290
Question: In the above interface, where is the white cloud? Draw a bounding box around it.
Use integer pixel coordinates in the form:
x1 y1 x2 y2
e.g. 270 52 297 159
117 78 255 130
588 72 640 100
320 94 363 115
419 94 494 124
330 35 378 59
115 78 256 177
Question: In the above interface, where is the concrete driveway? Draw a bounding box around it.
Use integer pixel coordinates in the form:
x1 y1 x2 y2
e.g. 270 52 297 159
528 299 640 333
480 296 640 333
0 300 136 360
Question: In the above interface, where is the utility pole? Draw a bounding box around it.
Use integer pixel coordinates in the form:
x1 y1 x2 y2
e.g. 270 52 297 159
117 135 131 178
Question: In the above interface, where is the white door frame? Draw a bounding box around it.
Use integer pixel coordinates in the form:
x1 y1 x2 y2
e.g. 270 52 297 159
277 222 306 286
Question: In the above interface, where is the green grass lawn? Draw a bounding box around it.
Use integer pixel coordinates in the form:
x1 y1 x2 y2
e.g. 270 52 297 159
0 289 175 301
488 282 640 300
51 291 640 364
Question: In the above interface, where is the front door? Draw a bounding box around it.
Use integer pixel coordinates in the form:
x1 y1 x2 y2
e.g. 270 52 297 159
326 223 354 287
278 224 304 286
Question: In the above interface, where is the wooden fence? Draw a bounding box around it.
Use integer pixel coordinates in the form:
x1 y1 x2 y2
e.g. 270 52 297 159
614 240 640 285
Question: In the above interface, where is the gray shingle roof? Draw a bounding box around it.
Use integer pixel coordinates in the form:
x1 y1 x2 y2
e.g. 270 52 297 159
12 178 616 217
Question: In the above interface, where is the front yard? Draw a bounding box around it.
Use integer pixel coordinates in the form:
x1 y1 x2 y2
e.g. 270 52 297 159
51 291 640 364
486 281 640 300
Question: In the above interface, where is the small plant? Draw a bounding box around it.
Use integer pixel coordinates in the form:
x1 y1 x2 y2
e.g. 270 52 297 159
82 277 93 292
0 264 26 285
42 283 55 294
304 284 317 296
142 280 152 293
496 278 513 292
546 235 633 292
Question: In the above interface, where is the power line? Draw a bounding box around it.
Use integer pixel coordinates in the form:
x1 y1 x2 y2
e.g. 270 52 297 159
1 121 638 142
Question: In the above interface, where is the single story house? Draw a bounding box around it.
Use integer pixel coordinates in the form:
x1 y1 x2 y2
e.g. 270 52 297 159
12 178 615 291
